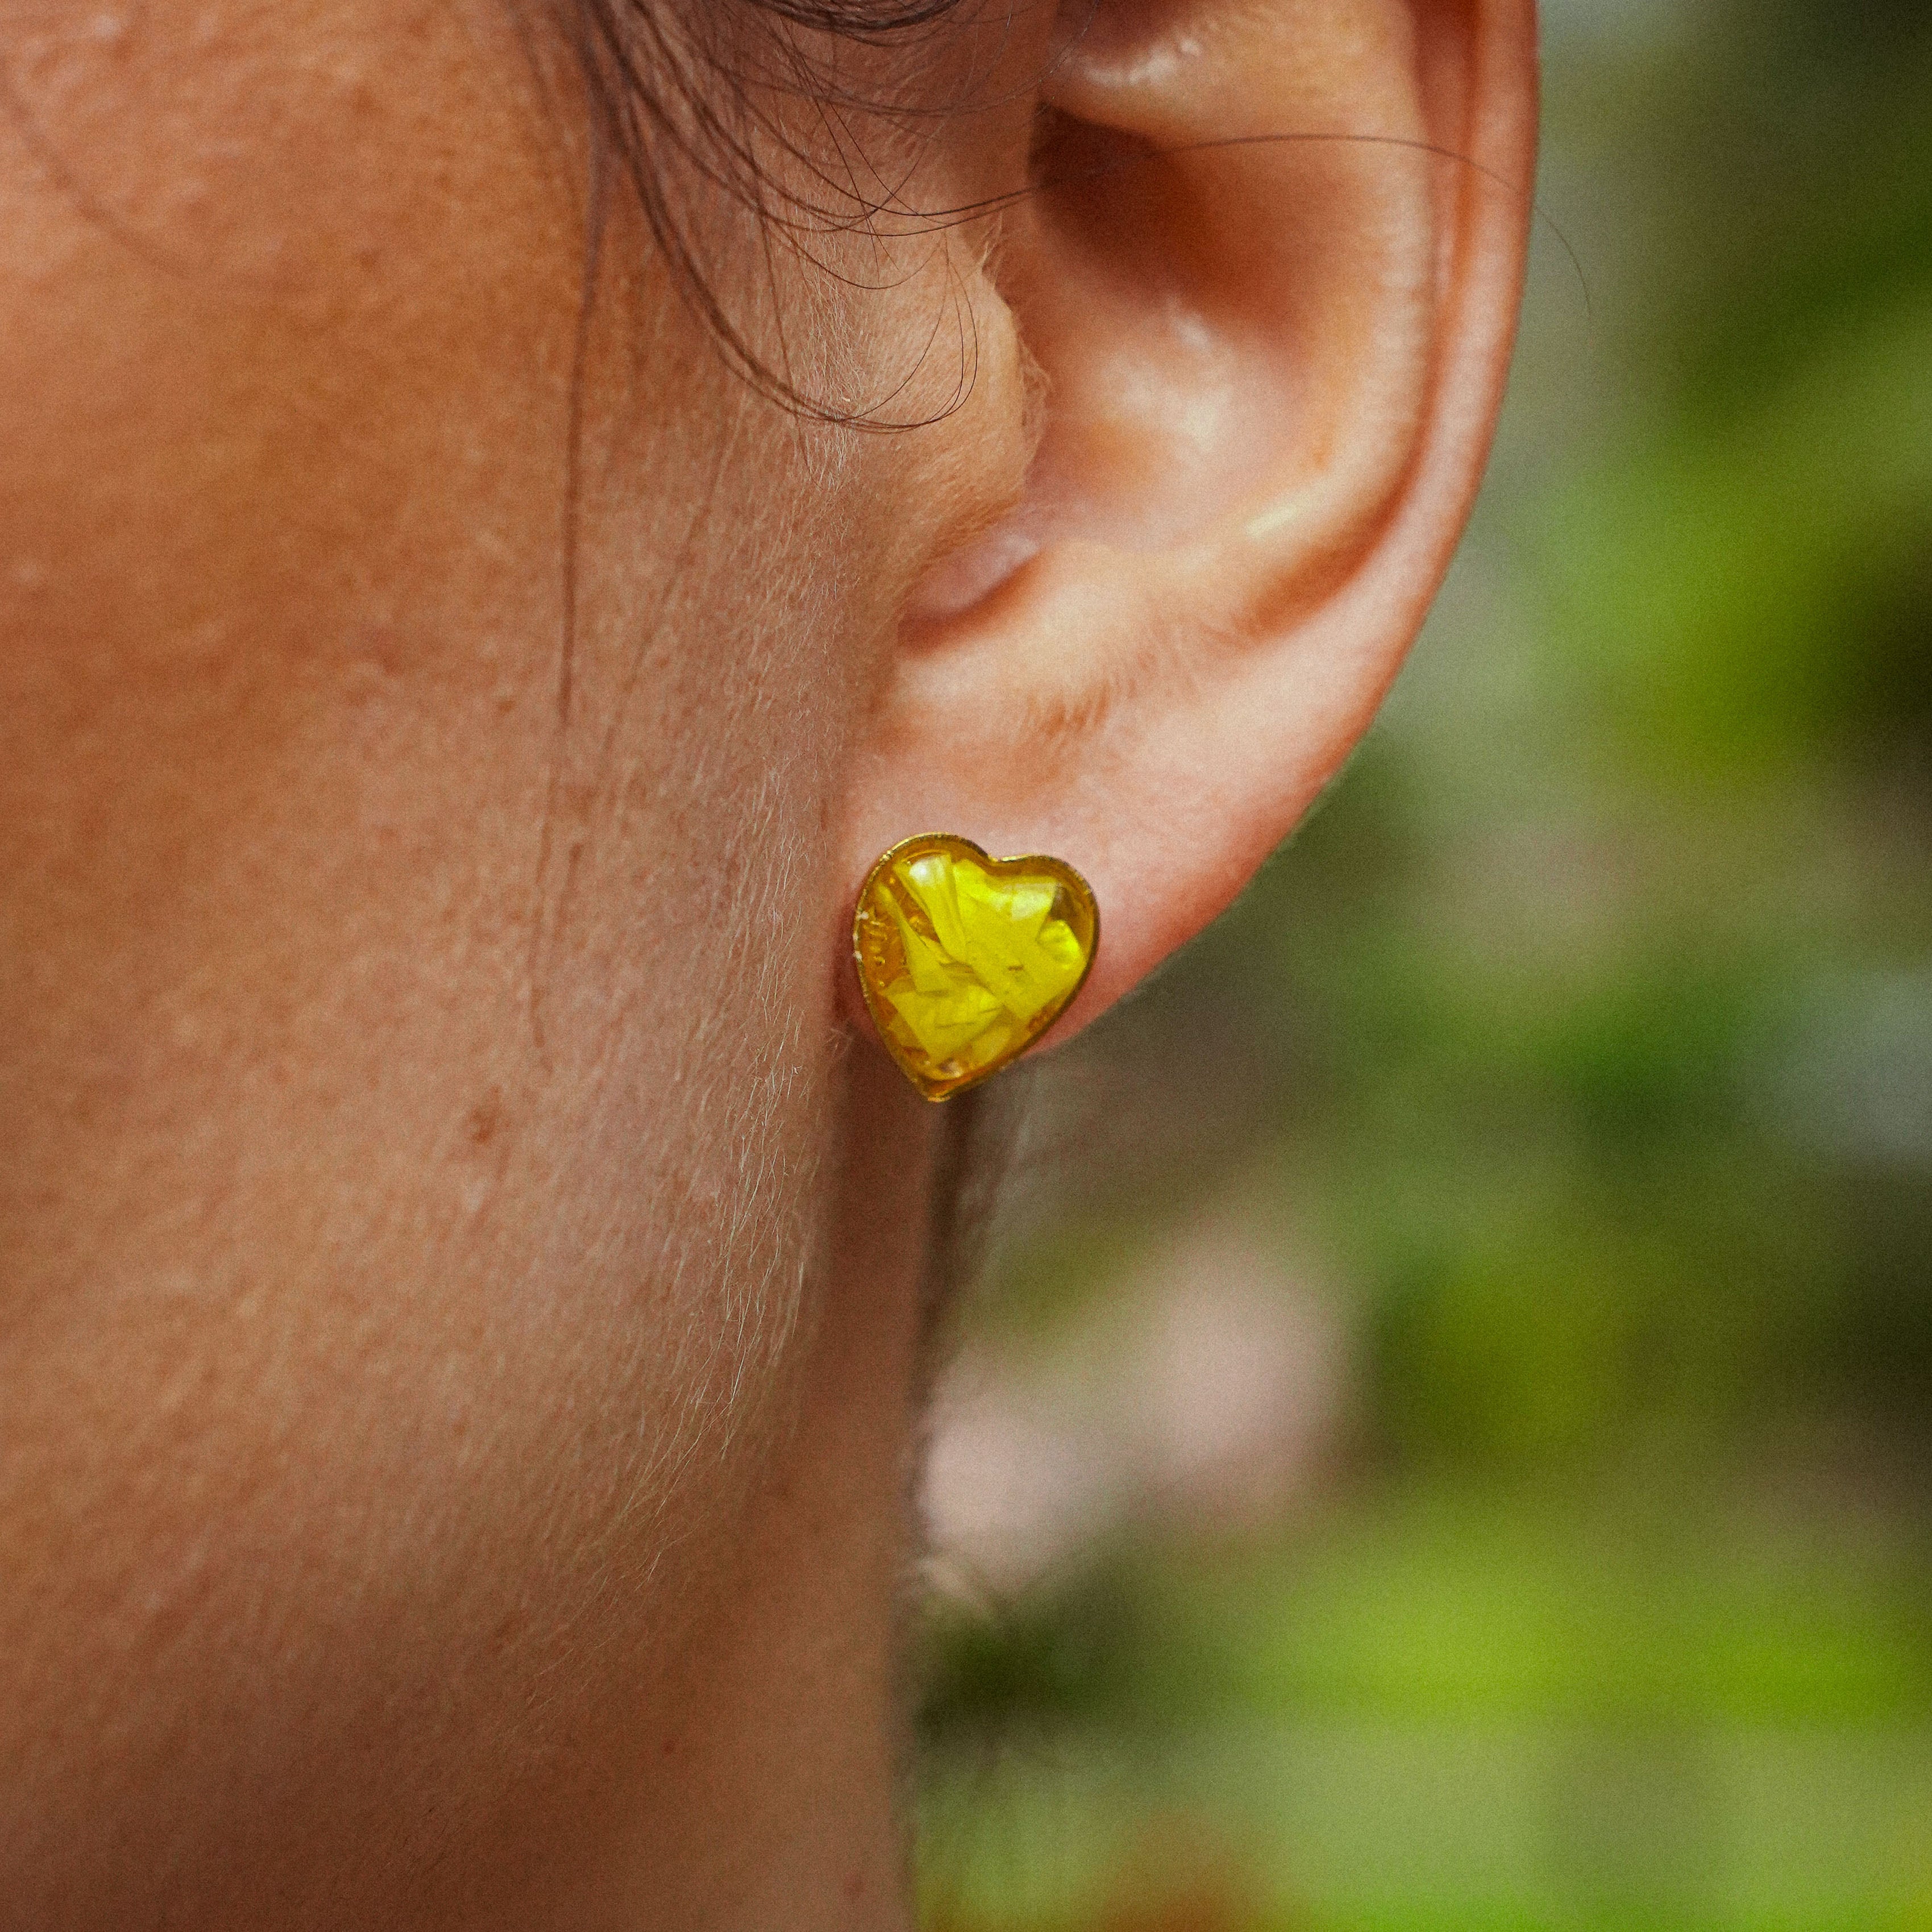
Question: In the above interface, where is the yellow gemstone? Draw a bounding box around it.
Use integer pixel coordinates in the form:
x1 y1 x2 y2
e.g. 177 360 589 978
852 834 1099 1101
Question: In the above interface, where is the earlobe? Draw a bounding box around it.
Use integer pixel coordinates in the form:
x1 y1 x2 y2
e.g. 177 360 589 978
842 0 1535 1050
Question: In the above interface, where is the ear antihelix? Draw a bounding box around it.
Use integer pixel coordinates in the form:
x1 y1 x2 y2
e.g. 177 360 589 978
851 833 1099 1101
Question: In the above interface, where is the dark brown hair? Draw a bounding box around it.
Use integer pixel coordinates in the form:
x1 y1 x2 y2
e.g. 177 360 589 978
553 0 991 419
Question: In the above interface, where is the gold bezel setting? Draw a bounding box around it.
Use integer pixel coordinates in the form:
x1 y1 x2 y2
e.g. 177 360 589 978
850 833 1100 1102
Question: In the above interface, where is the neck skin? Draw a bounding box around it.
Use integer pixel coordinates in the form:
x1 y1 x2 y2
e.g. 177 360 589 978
548 1049 939 1932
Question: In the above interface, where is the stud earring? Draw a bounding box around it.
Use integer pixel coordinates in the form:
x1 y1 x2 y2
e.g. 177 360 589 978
851 833 1100 1102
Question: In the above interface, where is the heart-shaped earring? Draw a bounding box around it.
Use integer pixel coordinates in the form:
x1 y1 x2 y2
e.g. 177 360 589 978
852 833 1100 1102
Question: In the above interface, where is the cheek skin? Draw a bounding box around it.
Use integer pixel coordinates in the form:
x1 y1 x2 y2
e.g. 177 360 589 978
0 4 934 1922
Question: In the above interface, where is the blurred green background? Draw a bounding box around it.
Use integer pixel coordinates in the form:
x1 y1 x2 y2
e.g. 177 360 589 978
912 3 1932 1927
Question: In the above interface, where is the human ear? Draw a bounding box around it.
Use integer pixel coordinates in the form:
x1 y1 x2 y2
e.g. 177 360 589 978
840 0 1536 1038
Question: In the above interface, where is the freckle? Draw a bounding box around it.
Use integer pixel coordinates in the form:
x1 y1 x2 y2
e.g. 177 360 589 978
467 1088 504 1146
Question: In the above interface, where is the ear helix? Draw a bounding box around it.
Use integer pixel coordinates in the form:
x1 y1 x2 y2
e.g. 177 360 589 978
850 834 1099 1101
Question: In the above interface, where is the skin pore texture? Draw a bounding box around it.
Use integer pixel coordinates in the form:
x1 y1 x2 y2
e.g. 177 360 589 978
0 1 1534 1926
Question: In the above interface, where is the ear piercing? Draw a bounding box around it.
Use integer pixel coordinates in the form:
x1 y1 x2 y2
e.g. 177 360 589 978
852 833 1099 1101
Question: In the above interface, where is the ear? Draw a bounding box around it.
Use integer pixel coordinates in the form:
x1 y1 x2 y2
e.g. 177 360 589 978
841 0 1536 1039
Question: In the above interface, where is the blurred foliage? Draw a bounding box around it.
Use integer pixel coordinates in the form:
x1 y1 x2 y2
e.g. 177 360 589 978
917 2 1932 1927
